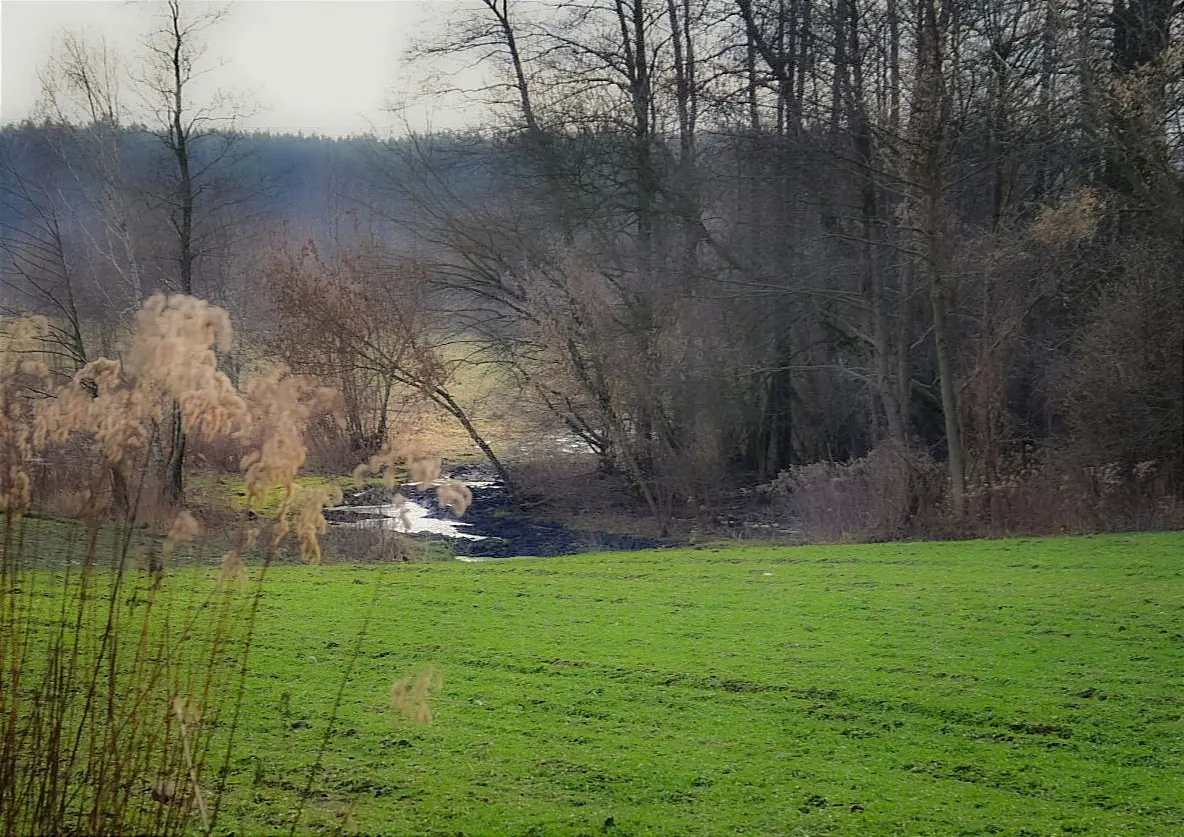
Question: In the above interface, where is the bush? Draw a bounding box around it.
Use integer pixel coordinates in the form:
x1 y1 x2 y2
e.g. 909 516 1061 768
770 441 1184 543
769 443 946 542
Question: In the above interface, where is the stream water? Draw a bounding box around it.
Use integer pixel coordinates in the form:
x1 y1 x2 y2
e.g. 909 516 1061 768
323 464 661 559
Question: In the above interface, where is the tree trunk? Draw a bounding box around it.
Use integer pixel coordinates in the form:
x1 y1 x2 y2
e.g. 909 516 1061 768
846 0 904 444
164 401 185 506
765 333 795 475
163 0 195 506
931 282 965 518
895 260 912 436
913 0 965 519
432 388 512 490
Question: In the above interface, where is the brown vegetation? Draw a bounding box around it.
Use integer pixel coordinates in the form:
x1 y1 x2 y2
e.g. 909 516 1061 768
0 294 460 835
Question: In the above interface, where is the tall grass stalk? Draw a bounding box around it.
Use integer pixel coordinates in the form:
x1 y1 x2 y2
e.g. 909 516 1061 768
0 296 345 836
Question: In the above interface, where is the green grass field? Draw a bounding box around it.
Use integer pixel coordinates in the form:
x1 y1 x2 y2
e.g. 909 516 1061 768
187 532 1182 836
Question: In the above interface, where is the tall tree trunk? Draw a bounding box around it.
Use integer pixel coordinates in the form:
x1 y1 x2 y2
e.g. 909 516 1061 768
766 333 795 475
164 0 195 506
486 0 540 136
1036 0 1059 198
912 0 966 518
873 258 905 444
895 259 912 434
932 279 965 517
845 0 905 444
746 26 760 131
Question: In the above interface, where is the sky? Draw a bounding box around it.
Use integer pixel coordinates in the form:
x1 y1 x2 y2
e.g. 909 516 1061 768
0 0 477 136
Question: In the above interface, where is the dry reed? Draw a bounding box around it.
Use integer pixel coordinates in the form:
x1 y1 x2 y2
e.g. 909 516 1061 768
0 296 351 837
2 295 471 835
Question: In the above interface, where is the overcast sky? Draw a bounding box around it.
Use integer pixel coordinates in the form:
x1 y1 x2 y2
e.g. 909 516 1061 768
0 0 477 136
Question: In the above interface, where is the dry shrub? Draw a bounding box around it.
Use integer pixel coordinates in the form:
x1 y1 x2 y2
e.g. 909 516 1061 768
409 455 443 489
239 366 343 507
218 549 246 590
775 441 1184 543
300 414 361 474
966 449 1184 535
281 484 344 565
35 295 251 470
264 231 444 454
1028 188 1104 248
125 294 246 442
29 295 349 542
354 437 442 488
770 442 946 542
163 509 200 555
1055 261 1183 485
0 296 360 837
0 315 50 517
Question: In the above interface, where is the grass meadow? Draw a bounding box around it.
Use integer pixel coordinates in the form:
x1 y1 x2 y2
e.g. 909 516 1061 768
9 528 1182 836
159 530 1184 835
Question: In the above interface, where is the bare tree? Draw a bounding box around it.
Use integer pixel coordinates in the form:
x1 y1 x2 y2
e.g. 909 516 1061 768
30 2 258 505
37 31 146 311
0 133 88 375
265 226 512 484
132 0 253 504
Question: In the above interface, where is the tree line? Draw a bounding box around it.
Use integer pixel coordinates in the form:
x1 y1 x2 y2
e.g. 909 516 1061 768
1 0 1181 537
386 0 1182 534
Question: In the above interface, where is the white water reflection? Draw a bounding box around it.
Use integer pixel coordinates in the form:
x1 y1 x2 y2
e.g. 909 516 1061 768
328 487 486 540
515 433 596 457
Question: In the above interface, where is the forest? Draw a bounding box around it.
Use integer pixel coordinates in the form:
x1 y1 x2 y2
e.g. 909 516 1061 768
1 0 1181 541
